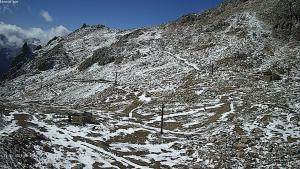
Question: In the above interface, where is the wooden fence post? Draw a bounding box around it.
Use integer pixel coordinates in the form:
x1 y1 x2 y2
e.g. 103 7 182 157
114 72 118 85
68 114 72 123
161 104 164 134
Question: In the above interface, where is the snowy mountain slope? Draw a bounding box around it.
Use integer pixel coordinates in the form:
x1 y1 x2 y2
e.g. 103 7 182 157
0 0 300 168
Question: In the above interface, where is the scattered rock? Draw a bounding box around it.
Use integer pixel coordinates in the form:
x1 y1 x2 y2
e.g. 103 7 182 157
251 128 264 138
71 163 85 169
287 136 298 143
35 45 42 51
81 23 87 28
234 143 247 150
43 144 54 153
0 128 47 168
262 69 282 81
275 124 284 130
240 137 251 144
47 36 59 45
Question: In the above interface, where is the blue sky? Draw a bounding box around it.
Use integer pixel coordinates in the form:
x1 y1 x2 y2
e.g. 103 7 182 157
0 0 224 78
1 0 224 30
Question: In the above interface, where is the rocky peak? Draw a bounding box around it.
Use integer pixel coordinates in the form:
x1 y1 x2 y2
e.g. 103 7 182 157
6 42 33 79
21 43 31 55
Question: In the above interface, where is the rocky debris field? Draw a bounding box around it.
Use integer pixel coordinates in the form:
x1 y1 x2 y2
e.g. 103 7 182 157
1 67 299 168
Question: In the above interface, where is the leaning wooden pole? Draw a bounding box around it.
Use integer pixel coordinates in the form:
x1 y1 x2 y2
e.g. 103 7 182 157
161 104 164 134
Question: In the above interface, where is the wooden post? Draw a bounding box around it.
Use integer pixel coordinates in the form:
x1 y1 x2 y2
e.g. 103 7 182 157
155 161 161 169
211 63 214 75
114 72 118 85
161 104 164 134
40 77 43 89
270 73 273 81
68 114 71 123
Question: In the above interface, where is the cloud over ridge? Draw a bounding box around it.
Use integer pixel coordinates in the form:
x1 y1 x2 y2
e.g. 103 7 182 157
0 22 70 48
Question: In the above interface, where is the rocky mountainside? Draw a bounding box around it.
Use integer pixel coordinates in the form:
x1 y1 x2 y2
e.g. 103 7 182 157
0 35 41 80
0 47 16 79
0 0 300 168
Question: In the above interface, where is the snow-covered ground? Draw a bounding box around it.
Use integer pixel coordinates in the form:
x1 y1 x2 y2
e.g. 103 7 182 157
1 0 300 168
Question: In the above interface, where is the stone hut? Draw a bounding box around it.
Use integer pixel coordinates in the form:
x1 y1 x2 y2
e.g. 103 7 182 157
68 112 93 125
82 112 93 124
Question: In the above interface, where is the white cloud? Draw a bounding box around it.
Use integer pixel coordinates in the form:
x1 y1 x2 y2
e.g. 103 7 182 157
0 21 70 50
40 10 53 22
49 25 70 38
